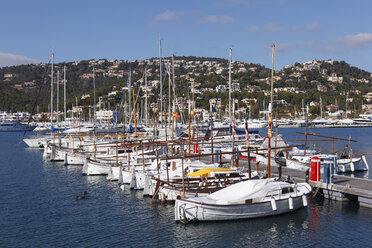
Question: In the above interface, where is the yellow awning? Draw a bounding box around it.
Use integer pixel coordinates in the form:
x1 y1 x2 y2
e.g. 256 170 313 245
187 168 235 178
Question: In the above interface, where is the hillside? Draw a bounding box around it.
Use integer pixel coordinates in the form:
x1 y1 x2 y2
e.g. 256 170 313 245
1 57 372 118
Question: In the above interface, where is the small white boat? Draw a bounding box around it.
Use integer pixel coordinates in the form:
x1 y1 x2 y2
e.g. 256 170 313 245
23 136 48 148
0 121 35 132
337 155 369 173
175 178 311 222
337 145 369 173
82 158 119 175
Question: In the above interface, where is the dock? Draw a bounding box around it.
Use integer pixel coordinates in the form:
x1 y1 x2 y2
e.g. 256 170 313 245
266 165 372 208
201 157 372 208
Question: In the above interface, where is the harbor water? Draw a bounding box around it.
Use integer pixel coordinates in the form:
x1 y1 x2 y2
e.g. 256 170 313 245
1 128 372 247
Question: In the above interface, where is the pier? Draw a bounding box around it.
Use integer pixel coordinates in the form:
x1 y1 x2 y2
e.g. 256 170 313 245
200 156 372 208
272 165 372 208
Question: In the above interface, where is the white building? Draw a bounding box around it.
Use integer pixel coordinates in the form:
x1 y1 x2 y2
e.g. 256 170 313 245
328 73 343 83
96 110 114 122
216 85 227 92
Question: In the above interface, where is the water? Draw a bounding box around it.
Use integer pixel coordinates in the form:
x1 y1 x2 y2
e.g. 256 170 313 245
1 129 372 247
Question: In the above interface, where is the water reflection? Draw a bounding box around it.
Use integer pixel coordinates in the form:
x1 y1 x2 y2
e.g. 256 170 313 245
170 208 309 247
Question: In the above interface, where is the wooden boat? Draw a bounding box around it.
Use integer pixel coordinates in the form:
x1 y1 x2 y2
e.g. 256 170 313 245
174 178 311 222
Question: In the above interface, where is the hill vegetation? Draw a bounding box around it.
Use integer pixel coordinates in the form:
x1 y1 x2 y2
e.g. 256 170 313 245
1 57 371 119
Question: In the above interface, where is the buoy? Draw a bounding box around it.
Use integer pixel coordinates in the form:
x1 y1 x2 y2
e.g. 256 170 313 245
118 166 123 183
43 147 48 157
159 192 166 202
302 194 308 207
350 162 355 172
288 196 294 210
50 146 55 160
271 197 277 211
120 185 125 191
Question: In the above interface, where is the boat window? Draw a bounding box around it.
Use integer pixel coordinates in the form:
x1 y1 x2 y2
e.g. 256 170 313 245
281 187 294 194
118 150 125 154
229 173 240 177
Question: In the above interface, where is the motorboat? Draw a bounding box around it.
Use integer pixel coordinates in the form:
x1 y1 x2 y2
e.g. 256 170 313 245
175 178 311 222
0 121 35 132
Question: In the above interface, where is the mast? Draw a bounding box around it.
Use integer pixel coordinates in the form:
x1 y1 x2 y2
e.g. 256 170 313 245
304 104 309 156
64 66 66 123
320 97 323 118
128 71 132 124
56 70 60 123
133 88 137 154
345 92 349 118
168 64 172 128
159 39 163 127
145 67 148 127
270 45 275 107
50 52 54 126
268 44 275 178
172 54 176 117
228 48 232 124
123 85 126 133
93 68 96 125
231 98 235 168
302 99 305 119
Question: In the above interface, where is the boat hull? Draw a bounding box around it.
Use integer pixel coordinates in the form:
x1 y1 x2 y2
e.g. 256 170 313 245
175 195 306 222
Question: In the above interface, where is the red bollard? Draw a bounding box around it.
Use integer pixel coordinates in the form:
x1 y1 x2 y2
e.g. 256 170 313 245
311 157 321 181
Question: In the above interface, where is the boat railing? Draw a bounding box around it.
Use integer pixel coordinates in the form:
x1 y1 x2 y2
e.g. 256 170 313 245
262 184 310 201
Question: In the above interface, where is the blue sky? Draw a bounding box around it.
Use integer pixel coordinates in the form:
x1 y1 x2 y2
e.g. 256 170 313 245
1 0 372 71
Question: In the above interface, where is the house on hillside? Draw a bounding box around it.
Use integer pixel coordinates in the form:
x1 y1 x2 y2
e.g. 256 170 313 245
328 73 343 83
326 104 338 112
363 92 372 103
216 84 227 93
317 84 327 92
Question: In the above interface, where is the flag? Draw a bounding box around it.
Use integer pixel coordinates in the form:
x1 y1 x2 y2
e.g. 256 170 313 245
173 112 181 118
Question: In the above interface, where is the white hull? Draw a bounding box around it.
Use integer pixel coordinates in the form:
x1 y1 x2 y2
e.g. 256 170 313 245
83 160 114 175
107 166 121 181
23 137 45 148
119 167 133 184
65 153 86 165
175 195 307 222
337 157 367 173
285 158 309 171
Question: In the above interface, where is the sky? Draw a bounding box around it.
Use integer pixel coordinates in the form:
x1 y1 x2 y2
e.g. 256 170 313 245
1 0 372 71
